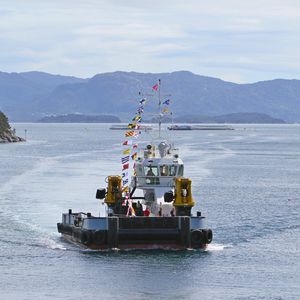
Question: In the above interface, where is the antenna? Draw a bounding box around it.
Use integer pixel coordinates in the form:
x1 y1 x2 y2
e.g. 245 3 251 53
140 79 171 139
158 79 161 138
157 79 171 138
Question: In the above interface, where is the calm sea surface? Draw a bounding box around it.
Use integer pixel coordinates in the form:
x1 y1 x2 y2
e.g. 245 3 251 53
0 123 299 300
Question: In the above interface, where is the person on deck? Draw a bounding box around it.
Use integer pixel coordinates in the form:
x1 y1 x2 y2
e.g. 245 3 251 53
136 201 143 216
144 206 150 216
146 167 155 177
146 166 159 184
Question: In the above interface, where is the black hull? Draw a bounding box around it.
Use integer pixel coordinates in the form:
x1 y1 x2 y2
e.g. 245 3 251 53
57 217 212 250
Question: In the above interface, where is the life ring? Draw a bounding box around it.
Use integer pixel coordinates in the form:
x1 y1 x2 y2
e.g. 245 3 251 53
190 230 205 245
93 230 106 245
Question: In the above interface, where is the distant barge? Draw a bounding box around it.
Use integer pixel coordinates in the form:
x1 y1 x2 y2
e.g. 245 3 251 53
168 125 234 130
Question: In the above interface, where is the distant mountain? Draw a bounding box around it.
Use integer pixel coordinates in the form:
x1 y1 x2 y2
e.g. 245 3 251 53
0 71 86 121
1 70 300 122
39 112 284 124
213 112 285 124
37 114 121 123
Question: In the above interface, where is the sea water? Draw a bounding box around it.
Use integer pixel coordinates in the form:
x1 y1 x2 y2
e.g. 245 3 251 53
0 123 299 300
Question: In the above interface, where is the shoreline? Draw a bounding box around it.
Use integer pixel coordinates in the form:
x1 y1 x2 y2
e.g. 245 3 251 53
0 130 25 143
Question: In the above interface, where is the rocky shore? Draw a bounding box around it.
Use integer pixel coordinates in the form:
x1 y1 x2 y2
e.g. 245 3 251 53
0 111 25 143
0 129 25 143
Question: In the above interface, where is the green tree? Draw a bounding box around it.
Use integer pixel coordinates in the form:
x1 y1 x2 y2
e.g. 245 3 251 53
0 111 11 134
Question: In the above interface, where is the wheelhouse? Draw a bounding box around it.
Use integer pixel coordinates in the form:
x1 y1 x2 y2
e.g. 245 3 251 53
133 141 184 188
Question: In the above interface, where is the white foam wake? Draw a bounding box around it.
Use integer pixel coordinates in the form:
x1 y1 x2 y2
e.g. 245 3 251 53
40 236 66 250
206 243 232 251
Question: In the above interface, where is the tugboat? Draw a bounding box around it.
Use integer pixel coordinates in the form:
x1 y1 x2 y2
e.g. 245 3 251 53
57 81 213 250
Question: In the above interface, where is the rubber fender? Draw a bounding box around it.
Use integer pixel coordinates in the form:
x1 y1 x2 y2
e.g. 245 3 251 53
86 231 94 244
60 224 69 233
96 188 106 199
203 229 213 244
80 231 89 244
72 228 81 239
190 229 205 245
164 191 174 203
93 230 106 245
57 223 62 232
64 224 72 234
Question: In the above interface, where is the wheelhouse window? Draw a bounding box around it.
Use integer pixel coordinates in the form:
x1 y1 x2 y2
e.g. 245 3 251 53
136 164 144 176
160 165 169 176
144 166 159 185
178 165 184 176
159 164 178 176
169 165 177 176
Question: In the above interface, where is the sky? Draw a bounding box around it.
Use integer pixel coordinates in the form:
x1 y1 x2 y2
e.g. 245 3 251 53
1 0 300 83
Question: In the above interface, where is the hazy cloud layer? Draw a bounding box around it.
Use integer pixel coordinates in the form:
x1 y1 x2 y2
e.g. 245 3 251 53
1 0 300 82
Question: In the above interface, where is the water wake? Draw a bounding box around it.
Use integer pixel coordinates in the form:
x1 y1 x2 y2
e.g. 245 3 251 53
206 243 232 251
39 236 66 250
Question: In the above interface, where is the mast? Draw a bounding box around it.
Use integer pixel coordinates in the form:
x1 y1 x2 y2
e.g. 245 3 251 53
158 79 161 138
157 79 171 138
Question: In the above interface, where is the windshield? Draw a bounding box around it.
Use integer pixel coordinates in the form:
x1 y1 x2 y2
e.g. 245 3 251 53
159 165 178 176
144 166 159 185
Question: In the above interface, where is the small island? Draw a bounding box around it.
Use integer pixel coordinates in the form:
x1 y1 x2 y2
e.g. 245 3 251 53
37 114 121 123
0 111 25 143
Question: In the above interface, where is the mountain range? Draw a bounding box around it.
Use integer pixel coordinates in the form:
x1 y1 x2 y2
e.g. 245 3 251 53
38 114 121 123
0 70 299 122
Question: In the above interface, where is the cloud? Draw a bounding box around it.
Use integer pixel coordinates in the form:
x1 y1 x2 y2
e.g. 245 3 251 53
0 0 300 82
